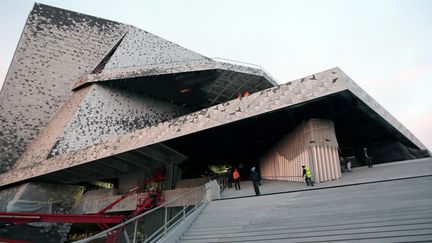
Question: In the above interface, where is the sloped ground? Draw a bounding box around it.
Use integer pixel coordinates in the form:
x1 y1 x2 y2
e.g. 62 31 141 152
221 158 432 199
179 158 432 242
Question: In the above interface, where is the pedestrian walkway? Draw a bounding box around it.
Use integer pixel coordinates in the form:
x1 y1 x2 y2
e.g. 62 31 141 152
179 158 432 242
221 158 432 199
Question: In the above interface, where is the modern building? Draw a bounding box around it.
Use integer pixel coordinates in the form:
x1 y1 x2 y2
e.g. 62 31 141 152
0 3 429 242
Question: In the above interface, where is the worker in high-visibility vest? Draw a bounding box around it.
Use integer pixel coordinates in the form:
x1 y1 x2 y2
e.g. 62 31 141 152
302 165 314 186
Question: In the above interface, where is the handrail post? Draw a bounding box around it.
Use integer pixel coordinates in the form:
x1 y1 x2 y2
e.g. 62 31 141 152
183 201 186 219
74 185 207 243
195 191 198 209
132 220 138 243
164 206 168 237
123 228 131 243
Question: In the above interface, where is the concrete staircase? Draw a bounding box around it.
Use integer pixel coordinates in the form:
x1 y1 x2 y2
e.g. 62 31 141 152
178 176 432 242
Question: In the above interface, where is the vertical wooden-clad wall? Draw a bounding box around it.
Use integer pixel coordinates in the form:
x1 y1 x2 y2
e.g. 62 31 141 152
259 119 341 183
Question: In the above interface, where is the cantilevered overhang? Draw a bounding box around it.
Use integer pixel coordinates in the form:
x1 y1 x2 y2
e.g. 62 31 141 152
162 89 426 171
36 143 187 184
0 67 427 187
72 59 277 108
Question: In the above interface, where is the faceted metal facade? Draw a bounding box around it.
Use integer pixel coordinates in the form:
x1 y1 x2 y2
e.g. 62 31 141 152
0 3 428 189
0 3 128 172
343 73 426 150
48 84 190 156
0 68 354 186
0 3 275 176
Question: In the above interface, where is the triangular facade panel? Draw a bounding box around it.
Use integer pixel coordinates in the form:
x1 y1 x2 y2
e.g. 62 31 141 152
49 84 191 157
0 3 128 172
102 27 212 71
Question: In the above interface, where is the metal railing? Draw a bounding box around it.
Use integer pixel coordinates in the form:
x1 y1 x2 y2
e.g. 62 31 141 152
212 57 264 69
100 57 214 72
89 57 278 84
211 173 228 191
74 185 206 243
212 57 279 85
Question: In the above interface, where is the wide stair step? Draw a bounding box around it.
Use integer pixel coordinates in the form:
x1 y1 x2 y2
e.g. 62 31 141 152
179 177 432 242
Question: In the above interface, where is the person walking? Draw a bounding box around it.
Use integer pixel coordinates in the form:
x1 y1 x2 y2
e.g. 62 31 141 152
233 168 241 190
302 165 314 186
363 147 373 168
257 168 262 186
227 168 233 188
346 157 352 172
340 156 352 173
250 167 261 196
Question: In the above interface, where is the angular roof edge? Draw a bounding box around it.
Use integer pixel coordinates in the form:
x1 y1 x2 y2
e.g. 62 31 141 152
343 71 428 150
0 67 348 187
71 58 278 90
1 67 428 187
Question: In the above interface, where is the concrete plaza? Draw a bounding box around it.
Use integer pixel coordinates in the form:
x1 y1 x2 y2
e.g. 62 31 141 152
221 158 432 199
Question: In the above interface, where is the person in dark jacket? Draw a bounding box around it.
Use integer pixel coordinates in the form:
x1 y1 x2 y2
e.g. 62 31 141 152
250 167 261 196
227 168 233 188
363 147 373 168
256 167 262 186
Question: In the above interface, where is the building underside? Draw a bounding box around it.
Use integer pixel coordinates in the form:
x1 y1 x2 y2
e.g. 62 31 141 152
0 3 430 242
25 85 428 185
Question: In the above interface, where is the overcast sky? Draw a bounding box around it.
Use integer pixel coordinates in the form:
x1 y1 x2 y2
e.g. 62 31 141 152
1 0 431 150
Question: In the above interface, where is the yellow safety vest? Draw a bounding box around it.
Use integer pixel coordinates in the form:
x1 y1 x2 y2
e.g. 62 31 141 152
305 167 312 178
